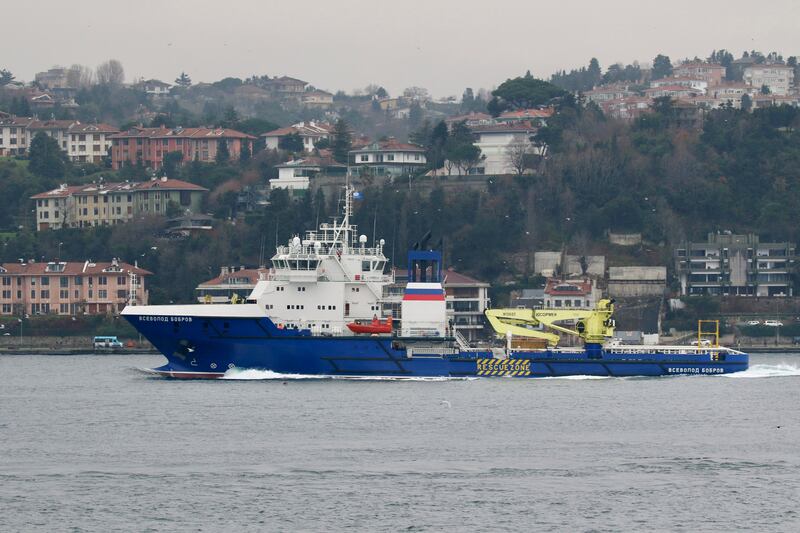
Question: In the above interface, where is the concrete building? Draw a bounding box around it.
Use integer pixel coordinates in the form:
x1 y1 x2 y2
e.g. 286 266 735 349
348 140 426 178
270 155 346 191
534 252 606 278
673 62 726 85
607 266 667 298
675 233 795 296
510 288 545 309
467 121 542 175
743 65 795 96
0 118 118 162
301 90 334 108
110 127 255 170
31 178 208 231
442 269 491 342
136 79 172 96
0 117 34 156
34 67 70 89
195 266 268 303
0 259 150 315
261 121 333 152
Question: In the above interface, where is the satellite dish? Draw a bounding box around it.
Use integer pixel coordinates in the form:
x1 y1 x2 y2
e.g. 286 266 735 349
359 235 367 244
379 239 385 246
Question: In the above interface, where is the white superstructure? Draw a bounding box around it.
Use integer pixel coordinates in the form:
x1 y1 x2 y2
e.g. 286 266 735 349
248 186 392 333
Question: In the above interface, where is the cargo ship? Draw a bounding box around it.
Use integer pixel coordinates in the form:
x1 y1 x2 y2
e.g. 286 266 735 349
122 186 749 379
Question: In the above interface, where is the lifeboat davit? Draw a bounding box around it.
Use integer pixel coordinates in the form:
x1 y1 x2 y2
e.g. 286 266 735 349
347 315 393 334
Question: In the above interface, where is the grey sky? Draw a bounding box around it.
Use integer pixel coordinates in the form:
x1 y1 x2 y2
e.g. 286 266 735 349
6 0 799 97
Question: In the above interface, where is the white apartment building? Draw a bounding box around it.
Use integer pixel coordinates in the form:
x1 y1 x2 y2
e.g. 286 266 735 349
743 65 795 96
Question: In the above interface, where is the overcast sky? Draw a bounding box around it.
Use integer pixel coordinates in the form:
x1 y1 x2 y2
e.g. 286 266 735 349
5 0 799 97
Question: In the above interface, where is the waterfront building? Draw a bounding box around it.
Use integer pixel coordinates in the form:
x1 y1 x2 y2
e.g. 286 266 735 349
675 233 795 296
31 177 208 231
348 140 426 178
0 258 150 315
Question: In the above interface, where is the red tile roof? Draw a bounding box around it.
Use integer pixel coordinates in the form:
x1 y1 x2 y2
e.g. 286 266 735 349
110 126 255 140
498 108 554 120
351 140 425 153
198 268 268 287
443 269 489 286
262 122 333 138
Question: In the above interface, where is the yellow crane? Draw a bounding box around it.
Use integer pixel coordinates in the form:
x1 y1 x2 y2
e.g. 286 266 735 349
485 299 617 347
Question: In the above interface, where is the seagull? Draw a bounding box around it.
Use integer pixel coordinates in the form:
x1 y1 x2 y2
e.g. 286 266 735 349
440 400 451 408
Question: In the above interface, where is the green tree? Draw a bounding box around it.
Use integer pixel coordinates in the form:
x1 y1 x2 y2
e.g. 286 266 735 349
487 76 566 116
409 102 424 127
445 121 482 175
10 96 31 116
331 119 352 163
741 93 752 112
240 141 251 163
163 151 184 177
760 84 771 95
278 133 304 153
174 72 192 88
652 54 673 79
216 140 230 164
587 57 602 87
28 133 67 179
0 68 14 86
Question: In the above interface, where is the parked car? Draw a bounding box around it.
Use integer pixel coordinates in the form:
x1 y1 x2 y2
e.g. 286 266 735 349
690 339 712 346
745 320 760 326
764 320 783 327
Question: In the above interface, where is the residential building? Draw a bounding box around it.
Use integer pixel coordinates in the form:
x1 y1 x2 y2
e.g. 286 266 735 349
675 233 795 296
584 84 635 104
598 96 652 121
442 269 491 342
444 112 493 127
195 266 268 303
301 90 334 108
751 94 800 109
110 126 256 169
270 155 346 191
0 116 34 156
261 76 308 96
0 118 118 161
31 177 208 231
743 65 795 95
644 85 703 99
0 258 151 316
496 108 554 125
137 79 172 96
348 140 426 177
34 67 70 89
534 252 606 278
543 278 602 309
468 121 540 175
650 77 708 93
510 288 545 309
261 121 333 152
673 62 726 85
607 267 667 298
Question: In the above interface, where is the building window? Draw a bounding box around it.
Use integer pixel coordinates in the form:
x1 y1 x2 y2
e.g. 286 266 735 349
360 155 368 162
99 290 107 299
98 276 107 285
60 289 68 299
41 290 50 299
41 277 50 286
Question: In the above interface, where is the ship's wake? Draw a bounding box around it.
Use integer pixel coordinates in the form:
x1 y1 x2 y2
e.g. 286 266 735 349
720 363 800 378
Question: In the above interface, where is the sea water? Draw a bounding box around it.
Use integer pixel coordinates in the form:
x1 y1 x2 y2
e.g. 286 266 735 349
1 353 798 532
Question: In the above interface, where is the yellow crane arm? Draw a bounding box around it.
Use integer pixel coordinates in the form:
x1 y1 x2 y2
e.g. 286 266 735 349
484 309 561 346
485 299 616 345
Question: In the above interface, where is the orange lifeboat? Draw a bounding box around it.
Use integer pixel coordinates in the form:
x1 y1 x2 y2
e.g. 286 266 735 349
347 315 393 334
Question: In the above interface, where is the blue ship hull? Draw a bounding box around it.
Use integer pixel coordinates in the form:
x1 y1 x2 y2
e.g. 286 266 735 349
125 313 749 379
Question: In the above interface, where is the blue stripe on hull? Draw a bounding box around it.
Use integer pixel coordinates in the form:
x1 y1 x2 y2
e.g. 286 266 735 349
125 314 749 378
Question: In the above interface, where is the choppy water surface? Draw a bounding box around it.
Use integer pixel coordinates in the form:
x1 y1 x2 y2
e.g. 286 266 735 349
1 353 799 532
